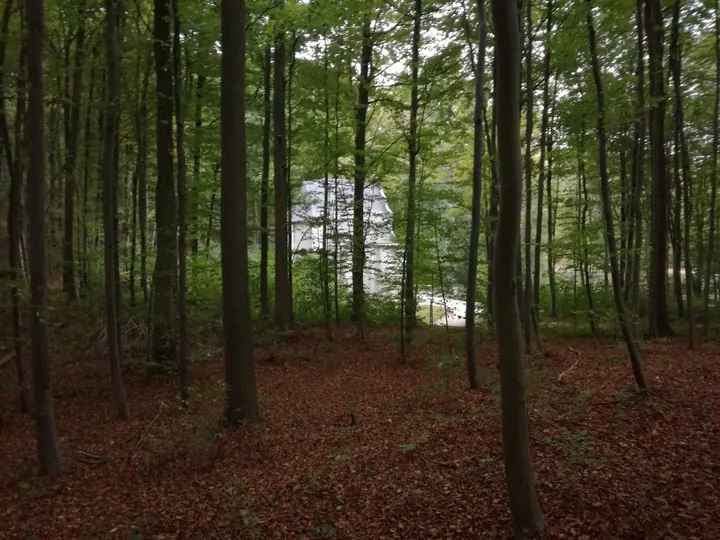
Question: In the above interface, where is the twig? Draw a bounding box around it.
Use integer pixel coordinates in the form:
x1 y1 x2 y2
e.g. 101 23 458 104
558 346 581 381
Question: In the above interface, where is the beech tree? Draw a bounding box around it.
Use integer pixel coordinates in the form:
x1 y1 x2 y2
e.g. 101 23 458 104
26 0 63 474
586 0 648 391
220 0 259 426
152 0 177 364
491 0 545 533
464 0 485 391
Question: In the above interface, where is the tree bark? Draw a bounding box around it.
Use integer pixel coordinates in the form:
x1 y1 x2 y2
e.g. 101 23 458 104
704 0 720 337
260 47 271 318
273 18 291 329
173 0 188 406
102 0 130 418
404 0 421 340
465 0 485 391
670 0 693 346
26 0 64 474
220 0 259 426
0 0 29 412
152 0 178 364
546 78 558 317
191 73 205 255
353 17 372 333
491 0 545 533
61 0 85 300
532 0 552 323
579 139 597 336
522 0 534 354
586 0 648 390
645 0 673 337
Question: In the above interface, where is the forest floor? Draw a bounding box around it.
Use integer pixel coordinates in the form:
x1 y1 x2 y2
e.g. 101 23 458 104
1 315 720 539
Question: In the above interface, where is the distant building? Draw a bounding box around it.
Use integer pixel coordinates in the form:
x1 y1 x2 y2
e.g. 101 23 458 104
291 178 396 294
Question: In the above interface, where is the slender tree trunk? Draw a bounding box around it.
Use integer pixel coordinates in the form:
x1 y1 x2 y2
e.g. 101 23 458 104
0 0 29 412
138 56 150 302
546 77 558 317
645 0 673 337
26 0 64 474
404 0 421 341
670 0 694 346
333 69 341 325
670 0 691 333
152 0 177 364
322 37 332 338
220 0 259 426
704 0 720 337
273 18 291 329
173 0 188 406
579 131 597 335
586 0 648 390
532 0 552 323
103 0 130 418
260 47 270 318
191 73 205 255
81 49 97 292
484 63 499 324
352 17 372 334
287 32 297 323
61 1 85 299
627 0 646 313
522 0 534 354
465 0 485 391
491 0 545 532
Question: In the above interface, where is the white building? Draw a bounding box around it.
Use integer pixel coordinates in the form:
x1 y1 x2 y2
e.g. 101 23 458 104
291 178 396 294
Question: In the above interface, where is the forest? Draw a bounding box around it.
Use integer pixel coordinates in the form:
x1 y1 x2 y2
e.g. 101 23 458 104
1 0 719 537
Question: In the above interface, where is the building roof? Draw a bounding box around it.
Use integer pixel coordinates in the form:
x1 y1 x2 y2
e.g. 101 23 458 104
291 178 393 223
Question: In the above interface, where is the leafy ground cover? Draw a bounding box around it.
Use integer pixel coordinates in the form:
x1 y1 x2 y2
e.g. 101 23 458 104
1 324 719 539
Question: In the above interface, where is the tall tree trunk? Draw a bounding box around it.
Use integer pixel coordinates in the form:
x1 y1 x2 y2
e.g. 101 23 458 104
26 0 64 474
260 47 270 318
586 0 648 390
626 0 646 312
579 141 597 335
704 0 720 337
81 48 97 292
333 69 341 325
492 0 545 531
103 0 130 418
287 32 297 323
645 0 673 337
465 0 485 391
220 0 259 426
138 54 150 302
322 37 331 338
484 60 499 324
670 0 691 335
173 0 188 406
0 0 29 412
352 17 372 334
404 0 421 340
532 0 552 323
152 0 178 364
546 77 558 317
670 0 694 347
273 18 291 329
191 73 205 255
61 0 85 299
522 0 534 354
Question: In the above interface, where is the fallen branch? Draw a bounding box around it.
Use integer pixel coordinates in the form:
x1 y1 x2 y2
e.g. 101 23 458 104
558 346 581 381
72 448 110 465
